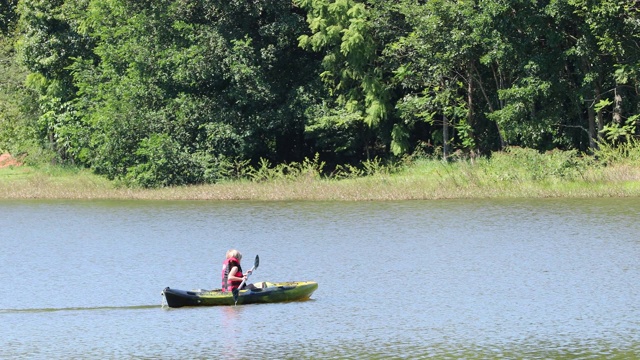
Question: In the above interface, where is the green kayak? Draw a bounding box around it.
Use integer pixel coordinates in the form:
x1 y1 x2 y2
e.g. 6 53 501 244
162 281 318 308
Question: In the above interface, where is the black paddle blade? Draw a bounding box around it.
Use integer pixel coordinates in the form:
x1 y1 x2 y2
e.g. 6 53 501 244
232 288 239 304
254 255 259 270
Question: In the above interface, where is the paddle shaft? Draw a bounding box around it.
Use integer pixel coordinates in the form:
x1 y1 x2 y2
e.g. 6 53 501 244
232 255 259 305
236 264 255 291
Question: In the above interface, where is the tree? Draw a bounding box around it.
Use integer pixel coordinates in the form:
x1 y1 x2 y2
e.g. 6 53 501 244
0 0 43 157
569 0 640 144
390 0 482 158
69 0 319 186
15 0 94 162
296 0 413 160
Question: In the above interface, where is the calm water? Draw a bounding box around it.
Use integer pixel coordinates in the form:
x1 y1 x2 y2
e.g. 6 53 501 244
1 198 639 359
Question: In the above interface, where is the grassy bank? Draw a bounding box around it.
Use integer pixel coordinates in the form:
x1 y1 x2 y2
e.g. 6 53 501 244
1 147 640 200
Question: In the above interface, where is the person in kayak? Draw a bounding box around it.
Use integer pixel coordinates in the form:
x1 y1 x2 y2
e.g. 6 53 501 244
221 249 252 292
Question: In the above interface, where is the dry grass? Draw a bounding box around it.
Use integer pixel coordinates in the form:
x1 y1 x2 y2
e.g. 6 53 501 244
1 152 640 200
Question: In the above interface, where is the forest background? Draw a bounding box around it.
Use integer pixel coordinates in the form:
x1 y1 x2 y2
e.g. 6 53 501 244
0 0 639 189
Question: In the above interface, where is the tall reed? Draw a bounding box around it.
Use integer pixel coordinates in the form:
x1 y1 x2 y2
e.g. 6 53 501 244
1 146 639 200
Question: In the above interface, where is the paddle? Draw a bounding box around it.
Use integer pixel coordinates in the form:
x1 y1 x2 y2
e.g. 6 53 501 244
232 254 259 305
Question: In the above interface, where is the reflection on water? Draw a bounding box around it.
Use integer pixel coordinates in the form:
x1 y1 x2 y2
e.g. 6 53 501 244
220 306 242 359
0 198 639 358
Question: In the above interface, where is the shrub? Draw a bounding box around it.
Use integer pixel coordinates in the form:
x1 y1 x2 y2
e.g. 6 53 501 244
593 138 640 165
486 147 590 182
124 134 197 188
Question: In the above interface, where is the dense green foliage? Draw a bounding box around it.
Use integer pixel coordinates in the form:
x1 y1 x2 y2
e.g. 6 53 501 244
1 0 639 187
0 0 18 35
0 0 41 162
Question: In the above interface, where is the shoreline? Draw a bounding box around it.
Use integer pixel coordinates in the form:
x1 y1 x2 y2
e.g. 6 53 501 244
1 165 639 201
2 149 640 201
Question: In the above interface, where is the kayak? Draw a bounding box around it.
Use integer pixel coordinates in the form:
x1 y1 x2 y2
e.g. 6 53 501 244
161 281 318 308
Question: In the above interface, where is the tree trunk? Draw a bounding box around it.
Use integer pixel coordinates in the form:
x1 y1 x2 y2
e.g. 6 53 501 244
588 98 596 150
472 63 506 150
596 85 604 134
443 113 449 161
613 85 623 125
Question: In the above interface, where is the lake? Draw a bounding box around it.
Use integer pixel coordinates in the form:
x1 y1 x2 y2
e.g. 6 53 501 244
1 198 639 359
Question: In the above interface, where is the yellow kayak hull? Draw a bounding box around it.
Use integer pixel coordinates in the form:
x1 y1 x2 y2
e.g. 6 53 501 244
162 281 318 308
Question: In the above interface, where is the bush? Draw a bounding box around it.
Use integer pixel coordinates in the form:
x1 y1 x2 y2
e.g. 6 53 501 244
124 134 198 188
248 153 326 183
486 147 591 182
593 138 640 165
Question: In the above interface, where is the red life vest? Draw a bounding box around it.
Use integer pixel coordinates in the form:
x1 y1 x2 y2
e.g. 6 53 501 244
221 257 244 292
